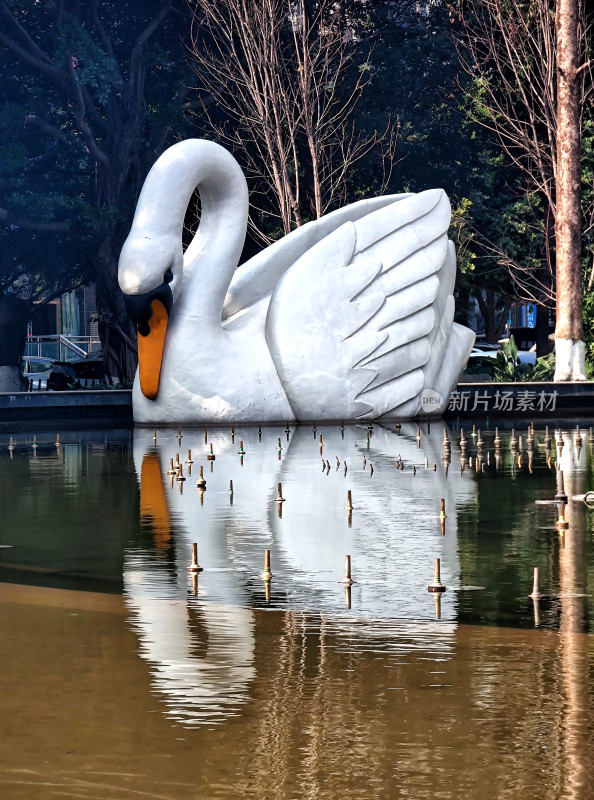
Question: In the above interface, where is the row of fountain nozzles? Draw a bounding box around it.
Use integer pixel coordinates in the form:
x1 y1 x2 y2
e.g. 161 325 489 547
187 544 448 595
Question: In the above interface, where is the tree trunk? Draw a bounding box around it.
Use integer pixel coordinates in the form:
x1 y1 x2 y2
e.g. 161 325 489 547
494 297 513 341
554 0 586 380
535 302 554 356
93 237 138 383
0 296 30 392
475 288 506 342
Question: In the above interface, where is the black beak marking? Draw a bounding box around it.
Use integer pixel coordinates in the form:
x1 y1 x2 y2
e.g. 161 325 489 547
123 281 173 336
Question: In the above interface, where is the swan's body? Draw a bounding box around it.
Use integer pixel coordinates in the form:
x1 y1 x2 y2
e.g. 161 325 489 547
118 139 474 423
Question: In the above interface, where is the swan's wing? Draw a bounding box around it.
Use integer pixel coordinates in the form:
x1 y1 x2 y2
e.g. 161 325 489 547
392 242 475 418
222 194 411 321
265 189 466 420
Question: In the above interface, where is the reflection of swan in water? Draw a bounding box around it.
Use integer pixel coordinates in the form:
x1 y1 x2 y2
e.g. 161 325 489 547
118 138 474 423
131 425 287 606
124 425 284 727
266 424 476 620
124 431 254 726
125 422 478 726
131 424 476 619
127 421 476 634
124 565 255 727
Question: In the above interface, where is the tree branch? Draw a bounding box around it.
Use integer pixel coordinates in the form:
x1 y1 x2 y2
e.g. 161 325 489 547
24 115 69 146
80 85 109 135
128 2 172 86
575 59 592 76
125 3 172 133
0 5 53 65
181 97 209 111
134 1 172 50
0 28 68 89
67 56 111 171
30 276 86 305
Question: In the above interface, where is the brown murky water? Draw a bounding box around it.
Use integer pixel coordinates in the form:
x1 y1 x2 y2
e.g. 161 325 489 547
1 584 594 799
1 423 594 798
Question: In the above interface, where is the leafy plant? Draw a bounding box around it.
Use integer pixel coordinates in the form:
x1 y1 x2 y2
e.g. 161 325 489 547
492 336 532 382
492 336 517 381
528 353 556 381
492 336 557 382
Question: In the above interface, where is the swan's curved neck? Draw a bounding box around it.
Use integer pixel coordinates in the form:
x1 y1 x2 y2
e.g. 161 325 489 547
133 139 249 321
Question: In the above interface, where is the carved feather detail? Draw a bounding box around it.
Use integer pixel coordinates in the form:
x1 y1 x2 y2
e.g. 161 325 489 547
266 189 470 419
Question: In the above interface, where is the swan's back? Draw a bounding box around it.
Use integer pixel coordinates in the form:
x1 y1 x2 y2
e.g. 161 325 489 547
222 194 411 321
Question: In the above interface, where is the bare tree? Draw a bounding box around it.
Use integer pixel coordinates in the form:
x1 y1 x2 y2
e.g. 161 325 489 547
457 0 592 379
458 0 558 211
188 0 395 239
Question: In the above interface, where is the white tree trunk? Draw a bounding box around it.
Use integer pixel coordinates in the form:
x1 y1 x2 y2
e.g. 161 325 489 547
554 338 587 380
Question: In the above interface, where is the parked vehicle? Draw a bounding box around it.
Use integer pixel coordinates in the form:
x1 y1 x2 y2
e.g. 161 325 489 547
22 352 105 390
21 356 56 389
471 342 500 353
463 339 536 379
463 349 497 378
497 339 537 365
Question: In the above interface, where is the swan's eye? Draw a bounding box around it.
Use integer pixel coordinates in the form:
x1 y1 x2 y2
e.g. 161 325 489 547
164 268 173 284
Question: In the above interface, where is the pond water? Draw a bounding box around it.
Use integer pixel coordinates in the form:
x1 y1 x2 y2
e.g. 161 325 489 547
1 421 594 799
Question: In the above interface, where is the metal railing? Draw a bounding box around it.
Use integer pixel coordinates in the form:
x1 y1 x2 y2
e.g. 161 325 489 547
24 335 101 362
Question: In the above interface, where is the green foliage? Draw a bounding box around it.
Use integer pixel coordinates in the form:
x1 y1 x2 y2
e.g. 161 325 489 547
492 336 531 381
357 5 533 329
583 288 594 376
490 338 556 382
357 2 472 196
527 353 556 382
54 20 119 105
493 337 518 381
0 1 197 375
0 144 27 176
0 0 589 377
463 355 495 378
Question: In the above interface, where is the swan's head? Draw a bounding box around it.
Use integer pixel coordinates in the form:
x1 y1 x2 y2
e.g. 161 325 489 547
118 138 250 401
118 233 183 400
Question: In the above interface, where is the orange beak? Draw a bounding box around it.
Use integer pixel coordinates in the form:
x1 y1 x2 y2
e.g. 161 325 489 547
137 299 168 400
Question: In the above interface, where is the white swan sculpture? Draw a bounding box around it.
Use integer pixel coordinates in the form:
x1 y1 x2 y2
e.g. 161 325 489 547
118 139 474 424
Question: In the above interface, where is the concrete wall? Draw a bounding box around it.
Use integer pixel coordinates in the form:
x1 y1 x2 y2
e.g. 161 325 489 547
0 389 133 426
